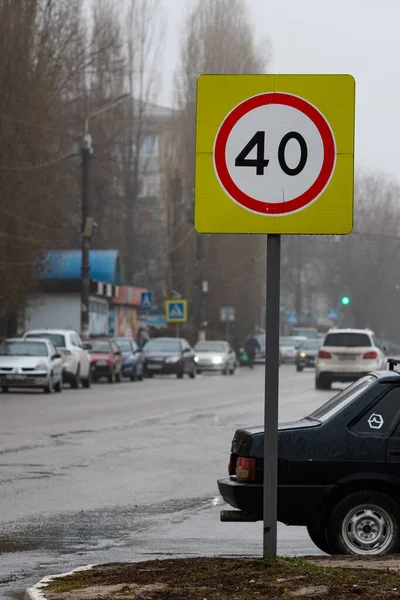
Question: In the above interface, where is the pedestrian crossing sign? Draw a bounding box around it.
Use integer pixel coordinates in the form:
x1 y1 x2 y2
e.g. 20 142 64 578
166 299 187 323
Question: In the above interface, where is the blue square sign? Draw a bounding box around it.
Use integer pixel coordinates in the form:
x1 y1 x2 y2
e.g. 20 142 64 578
140 291 152 311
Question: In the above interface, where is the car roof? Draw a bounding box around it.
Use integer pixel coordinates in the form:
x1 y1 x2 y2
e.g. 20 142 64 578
5 337 50 344
326 328 374 335
373 369 400 383
25 329 75 335
195 340 227 344
147 337 182 341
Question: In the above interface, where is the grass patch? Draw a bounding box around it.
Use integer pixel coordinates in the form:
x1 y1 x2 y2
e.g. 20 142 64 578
44 556 400 599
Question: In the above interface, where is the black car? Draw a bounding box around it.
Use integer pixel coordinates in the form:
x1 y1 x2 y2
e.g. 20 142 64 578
218 364 400 556
295 338 322 371
143 337 196 379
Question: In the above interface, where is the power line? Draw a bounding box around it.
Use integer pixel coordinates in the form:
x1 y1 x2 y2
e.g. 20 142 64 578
0 152 75 171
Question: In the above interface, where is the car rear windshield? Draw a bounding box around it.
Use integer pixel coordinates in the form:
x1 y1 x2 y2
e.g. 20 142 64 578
115 340 132 352
0 341 49 357
324 333 372 347
25 333 66 347
90 341 111 353
280 338 298 346
299 339 321 350
144 340 181 353
195 343 227 352
308 375 376 422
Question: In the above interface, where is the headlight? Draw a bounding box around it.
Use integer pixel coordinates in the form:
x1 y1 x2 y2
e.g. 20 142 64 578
194 356 199 363
166 355 180 363
300 352 306 358
212 356 223 365
36 362 48 370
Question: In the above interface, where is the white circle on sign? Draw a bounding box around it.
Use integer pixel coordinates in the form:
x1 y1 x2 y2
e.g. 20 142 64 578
213 92 337 216
225 104 324 204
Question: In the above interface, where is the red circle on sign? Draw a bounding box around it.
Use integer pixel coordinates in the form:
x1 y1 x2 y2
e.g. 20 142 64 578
213 92 336 215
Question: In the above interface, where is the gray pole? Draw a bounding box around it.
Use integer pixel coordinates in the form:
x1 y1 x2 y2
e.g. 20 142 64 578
80 136 92 340
263 233 281 557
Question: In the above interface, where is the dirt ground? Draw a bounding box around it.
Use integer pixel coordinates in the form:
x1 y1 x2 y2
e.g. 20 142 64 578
41 556 400 600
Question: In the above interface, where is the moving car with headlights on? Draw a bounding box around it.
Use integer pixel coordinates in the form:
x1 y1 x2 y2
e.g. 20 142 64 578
24 329 91 389
194 340 236 375
218 362 400 556
279 336 307 364
316 328 386 390
0 338 63 393
295 338 322 372
143 337 196 379
114 337 144 381
85 338 123 383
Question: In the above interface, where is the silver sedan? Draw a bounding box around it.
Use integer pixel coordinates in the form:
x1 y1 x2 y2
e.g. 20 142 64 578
194 341 236 375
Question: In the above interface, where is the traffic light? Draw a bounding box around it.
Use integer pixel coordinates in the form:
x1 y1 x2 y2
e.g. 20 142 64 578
341 295 350 306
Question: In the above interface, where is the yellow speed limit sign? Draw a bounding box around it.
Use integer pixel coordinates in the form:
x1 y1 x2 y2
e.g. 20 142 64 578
194 74 355 234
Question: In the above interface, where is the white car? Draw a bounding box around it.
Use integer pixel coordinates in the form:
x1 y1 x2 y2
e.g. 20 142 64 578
280 336 307 363
315 328 386 390
194 340 236 374
0 338 63 393
24 329 91 389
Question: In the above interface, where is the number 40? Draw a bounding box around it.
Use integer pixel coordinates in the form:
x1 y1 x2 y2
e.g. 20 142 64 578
234 130 308 176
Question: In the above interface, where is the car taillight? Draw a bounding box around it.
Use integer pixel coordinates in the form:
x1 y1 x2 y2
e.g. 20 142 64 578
318 350 331 359
363 351 378 359
236 457 256 482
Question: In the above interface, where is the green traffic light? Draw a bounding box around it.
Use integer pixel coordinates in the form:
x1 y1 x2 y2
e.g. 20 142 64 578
341 296 350 305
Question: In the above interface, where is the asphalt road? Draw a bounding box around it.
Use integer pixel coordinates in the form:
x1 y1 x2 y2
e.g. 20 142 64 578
0 364 339 598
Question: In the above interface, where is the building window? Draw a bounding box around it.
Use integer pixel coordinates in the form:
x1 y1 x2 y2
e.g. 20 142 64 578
140 135 156 156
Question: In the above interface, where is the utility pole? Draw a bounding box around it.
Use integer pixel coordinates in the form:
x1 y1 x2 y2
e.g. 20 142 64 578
79 94 130 340
80 133 93 341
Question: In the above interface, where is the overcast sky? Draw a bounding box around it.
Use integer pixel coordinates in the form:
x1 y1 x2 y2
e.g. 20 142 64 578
162 0 400 179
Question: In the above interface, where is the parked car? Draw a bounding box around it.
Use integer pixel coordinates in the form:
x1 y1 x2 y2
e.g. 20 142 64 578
114 337 144 381
143 337 196 378
279 336 307 364
295 338 322 371
85 338 123 383
194 340 236 374
0 338 63 393
218 363 400 556
315 328 386 390
254 334 266 363
24 329 91 389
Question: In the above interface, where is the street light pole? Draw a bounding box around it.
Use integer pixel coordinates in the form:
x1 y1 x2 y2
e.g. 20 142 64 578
80 133 93 341
79 94 130 340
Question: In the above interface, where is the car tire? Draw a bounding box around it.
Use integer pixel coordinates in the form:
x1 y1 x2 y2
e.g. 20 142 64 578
130 372 137 382
54 378 63 393
81 372 91 389
230 366 235 375
116 370 121 383
146 372 154 379
2 386 8 393
325 490 400 556
296 365 303 372
189 365 196 379
108 369 116 384
177 369 184 379
70 365 80 389
306 523 330 554
315 374 330 390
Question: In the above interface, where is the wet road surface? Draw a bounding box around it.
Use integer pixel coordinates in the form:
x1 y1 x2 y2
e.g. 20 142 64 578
0 365 337 598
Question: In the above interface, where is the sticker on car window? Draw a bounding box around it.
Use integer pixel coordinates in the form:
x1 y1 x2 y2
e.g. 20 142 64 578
368 414 384 430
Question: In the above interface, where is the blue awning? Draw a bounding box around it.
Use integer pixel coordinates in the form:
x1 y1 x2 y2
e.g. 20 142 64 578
42 250 122 285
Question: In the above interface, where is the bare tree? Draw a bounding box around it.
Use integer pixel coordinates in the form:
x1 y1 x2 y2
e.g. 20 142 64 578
167 0 270 340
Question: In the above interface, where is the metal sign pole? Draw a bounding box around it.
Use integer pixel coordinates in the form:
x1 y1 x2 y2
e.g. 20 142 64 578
263 233 281 558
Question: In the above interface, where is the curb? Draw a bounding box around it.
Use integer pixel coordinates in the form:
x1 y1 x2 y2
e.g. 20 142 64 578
24 564 96 600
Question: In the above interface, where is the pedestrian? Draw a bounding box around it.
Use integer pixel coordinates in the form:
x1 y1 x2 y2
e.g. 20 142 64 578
245 334 261 369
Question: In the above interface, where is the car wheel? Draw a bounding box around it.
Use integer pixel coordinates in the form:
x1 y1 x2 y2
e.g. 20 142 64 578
296 365 303 372
44 377 53 394
137 367 144 381
130 372 137 382
307 523 330 554
116 370 121 383
2 386 8 393
81 372 92 389
146 372 154 378
189 365 196 379
230 366 235 375
108 369 116 384
177 370 184 379
54 378 63 393
325 491 400 556
70 365 80 389
315 374 330 390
